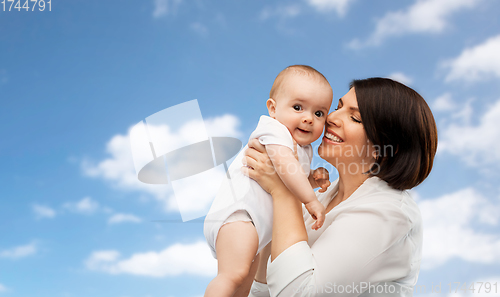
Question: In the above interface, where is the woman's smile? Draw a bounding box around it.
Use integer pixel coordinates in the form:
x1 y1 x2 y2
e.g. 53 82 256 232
323 130 343 144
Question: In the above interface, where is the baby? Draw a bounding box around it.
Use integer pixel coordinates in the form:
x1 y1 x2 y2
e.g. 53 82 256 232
204 65 333 297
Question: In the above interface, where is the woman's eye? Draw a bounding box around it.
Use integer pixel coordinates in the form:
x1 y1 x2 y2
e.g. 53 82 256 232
315 111 324 117
351 116 362 123
293 105 302 111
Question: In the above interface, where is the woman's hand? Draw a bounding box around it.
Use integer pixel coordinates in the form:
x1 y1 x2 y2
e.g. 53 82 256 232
241 139 287 196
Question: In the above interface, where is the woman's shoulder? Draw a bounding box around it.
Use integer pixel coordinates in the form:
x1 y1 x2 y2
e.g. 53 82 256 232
366 177 419 209
319 177 421 229
357 177 422 230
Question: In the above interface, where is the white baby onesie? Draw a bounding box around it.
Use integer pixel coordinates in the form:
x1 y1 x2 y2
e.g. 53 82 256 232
203 115 313 258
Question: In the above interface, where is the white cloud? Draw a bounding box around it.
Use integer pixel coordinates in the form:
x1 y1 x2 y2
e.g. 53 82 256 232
82 114 242 213
32 204 56 219
85 250 120 268
152 0 182 18
190 22 209 37
204 114 242 138
418 188 500 269
388 72 413 85
432 93 456 112
438 98 500 168
259 5 301 21
305 0 355 17
348 0 481 49
108 213 142 224
83 131 172 208
443 34 500 82
167 165 228 221
153 0 167 18
0 242 37 259
0 283 6 292
85 241 216 277
63 197 100 215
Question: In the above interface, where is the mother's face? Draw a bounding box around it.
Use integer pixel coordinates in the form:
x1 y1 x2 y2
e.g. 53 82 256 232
318 88 375 173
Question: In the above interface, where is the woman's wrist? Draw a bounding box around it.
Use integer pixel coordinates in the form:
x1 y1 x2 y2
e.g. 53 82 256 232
269 182 290 199
270 189 307 261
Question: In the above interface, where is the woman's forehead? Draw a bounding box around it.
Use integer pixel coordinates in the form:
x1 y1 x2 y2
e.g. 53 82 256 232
339 88 358 107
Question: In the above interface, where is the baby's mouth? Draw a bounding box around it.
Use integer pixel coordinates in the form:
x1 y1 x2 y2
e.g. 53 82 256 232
297 128 310 133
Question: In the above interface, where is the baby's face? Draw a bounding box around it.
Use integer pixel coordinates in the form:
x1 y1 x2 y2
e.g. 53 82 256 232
269 74 333 146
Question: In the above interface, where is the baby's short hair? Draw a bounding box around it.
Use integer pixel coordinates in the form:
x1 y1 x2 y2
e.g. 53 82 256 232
269 65 330 99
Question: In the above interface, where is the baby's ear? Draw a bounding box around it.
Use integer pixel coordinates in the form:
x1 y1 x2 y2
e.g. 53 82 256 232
266 98 277 118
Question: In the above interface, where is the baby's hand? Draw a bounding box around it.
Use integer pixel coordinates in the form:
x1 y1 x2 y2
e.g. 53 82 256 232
305 200 325 230
312 167 330 193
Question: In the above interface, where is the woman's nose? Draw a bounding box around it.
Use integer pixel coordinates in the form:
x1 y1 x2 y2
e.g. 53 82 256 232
326 112 341 127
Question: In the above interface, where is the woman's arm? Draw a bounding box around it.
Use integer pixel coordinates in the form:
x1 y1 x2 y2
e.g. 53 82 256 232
254 241 272 284
269 182 308 261
243 139 308 261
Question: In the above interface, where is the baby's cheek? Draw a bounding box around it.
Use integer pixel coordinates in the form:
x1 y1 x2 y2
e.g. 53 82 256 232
316 124 325 137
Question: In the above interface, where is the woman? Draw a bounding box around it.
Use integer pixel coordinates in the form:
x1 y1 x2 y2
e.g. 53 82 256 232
241 77 437 297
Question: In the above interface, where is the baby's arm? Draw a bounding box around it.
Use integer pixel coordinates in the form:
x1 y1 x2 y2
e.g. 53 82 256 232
265 144 325 229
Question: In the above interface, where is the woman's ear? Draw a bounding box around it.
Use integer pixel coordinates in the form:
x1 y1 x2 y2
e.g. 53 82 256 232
372 150 378 160
266 98 277 119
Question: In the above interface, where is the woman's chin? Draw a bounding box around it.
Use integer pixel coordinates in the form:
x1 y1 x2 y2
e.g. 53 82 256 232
319 141 339 157
319 144 348 169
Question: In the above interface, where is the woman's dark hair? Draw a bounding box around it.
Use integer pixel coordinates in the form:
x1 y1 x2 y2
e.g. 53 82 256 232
351 77 438 190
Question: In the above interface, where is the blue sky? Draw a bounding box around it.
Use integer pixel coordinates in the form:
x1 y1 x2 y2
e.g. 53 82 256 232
1 0 500 296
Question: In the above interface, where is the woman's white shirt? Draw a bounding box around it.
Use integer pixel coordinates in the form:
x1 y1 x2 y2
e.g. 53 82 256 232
262 176 423 297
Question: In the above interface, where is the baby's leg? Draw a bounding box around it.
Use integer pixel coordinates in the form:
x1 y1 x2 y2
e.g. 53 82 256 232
233 252 260 297
204 221 259 297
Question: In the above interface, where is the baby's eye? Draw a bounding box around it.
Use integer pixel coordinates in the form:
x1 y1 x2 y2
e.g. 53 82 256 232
315 111 324 117
293 105 302 111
